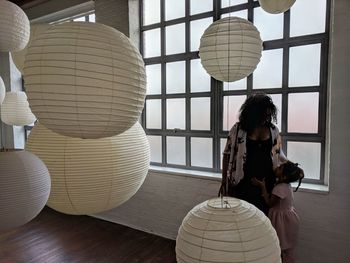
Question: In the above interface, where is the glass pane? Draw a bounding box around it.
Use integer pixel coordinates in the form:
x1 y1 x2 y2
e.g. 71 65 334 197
166 61 185 94
143 0 160 25
167 98 186 129
222 0 247 8
143 29 161 58
254 7 283 41
191 59 211 92
146 99 162 129
191 0 213 15
191 97 211 130
166 23 185 55
287 141 321 180
289 44 321 87
220 138 227 169
221 10 248 19
191 137 213 168
146 64 161 95
165 0 185 21
167 136 186 165
270 93 282 131
88 14 95 23
290 0 327 37
223 95 246 131
253 48 283 89
288 92 319 133
148 135 162 163
73 16 85 22
223 78 247 91
190 17 213 52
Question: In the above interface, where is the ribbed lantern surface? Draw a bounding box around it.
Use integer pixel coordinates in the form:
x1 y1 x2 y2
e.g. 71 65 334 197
1 91 36 126
0 151 51 231
176 197 281 263
259 0 296 14
23 22 147 139
199 17 262 82
26 122 150 215
12 23 51 74
0 0 30 52
0 76 5 105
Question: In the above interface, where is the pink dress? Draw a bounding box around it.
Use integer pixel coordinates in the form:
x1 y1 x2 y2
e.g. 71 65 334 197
268 183 300 250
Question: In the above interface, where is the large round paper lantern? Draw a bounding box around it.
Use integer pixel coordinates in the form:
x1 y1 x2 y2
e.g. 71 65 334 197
1 91 36 126
176 197 281 263
12 24 51 74
0 76 5 105
0 0 30 52
199 17 262 82
26 122 150 215
23 22 147 139
259 0 296 14
0 150 51 231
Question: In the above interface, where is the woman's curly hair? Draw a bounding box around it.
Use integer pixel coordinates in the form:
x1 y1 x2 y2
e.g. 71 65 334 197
239 92 278 133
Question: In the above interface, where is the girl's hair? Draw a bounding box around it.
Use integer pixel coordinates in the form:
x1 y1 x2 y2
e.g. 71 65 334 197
239 92 278 133
281 161 304 192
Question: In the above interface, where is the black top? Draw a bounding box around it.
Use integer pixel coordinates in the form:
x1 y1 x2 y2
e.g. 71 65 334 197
234 136 275 215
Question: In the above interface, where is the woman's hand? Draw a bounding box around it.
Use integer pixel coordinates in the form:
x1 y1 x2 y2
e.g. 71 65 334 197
251 177 265 189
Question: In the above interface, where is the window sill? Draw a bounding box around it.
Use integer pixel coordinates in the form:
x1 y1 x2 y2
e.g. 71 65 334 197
149 165 221 181
149 166 329 194
291 182 329 194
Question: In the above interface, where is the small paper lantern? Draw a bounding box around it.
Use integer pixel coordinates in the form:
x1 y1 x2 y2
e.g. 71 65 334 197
176 197 281 263
199 17 262 82
24 22 147 139
1 91 36 126
12 24 51 74
0 150 51 231
26 122 150 215
0 76 5 105
0 0 30 52
259 0 296 14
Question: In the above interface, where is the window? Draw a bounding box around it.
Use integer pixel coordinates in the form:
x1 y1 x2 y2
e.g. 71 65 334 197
51 12 95 24
141 0 330 183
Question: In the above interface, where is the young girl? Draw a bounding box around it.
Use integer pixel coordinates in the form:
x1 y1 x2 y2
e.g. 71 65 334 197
252 161 304 263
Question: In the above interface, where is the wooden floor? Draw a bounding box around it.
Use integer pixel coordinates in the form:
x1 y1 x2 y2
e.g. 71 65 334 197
0 207 177 263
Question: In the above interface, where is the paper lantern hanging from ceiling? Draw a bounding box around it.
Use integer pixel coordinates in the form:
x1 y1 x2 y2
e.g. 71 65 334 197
0 150 51 231
176 197 281 263
0 0 30 52
1 91 36 126
26 122 150 215
0 76 5 105
12 23 51 74
259 0 296 14
23 22 147 139
199 17 262 82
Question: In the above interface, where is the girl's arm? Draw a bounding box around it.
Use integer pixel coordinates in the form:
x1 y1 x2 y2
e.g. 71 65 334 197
251 178 279 207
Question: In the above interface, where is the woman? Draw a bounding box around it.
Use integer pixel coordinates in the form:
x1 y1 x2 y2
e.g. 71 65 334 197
220 92 286 215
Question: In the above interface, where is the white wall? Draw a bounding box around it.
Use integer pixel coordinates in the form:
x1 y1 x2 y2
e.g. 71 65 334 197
95 0 350 262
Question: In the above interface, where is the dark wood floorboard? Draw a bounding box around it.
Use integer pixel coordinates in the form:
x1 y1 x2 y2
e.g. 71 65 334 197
0 207 177 263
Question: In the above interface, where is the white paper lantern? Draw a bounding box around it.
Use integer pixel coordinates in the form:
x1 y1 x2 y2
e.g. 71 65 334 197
0 76 5 105
0 0 30 52
199 17 262 82
12 23 51 74
0 150 51 231
1 91 36 126
26 122 150 215
259 0 296 14
24 22 147 139
176 197 281 263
